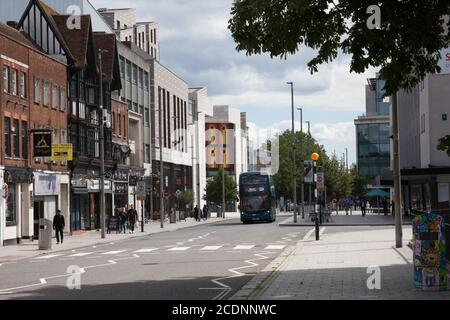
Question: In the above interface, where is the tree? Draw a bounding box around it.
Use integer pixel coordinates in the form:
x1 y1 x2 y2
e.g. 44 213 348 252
229 1 450 96
349 164 368 199
437 135 450 156
203 169 238 204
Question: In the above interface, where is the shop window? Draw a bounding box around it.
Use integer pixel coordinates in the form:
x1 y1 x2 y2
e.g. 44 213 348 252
6 183 16 226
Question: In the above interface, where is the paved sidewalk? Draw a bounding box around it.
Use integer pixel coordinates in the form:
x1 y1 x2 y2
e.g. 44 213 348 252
233 226 450 300
279 210 412 226
0 212 239 263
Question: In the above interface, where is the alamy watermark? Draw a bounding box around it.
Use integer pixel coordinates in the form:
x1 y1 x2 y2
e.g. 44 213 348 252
366 5 381 30
366 265 381 290
66 265 82 290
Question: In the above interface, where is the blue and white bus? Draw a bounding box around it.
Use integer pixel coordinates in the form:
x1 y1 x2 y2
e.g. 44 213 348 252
238 172 276 223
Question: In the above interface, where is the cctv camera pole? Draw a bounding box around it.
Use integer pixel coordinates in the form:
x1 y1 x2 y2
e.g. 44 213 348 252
98 50 106 239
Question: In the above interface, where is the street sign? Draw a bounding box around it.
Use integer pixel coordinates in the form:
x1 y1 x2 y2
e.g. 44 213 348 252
33 132 52 157
304 161 314 183
136 196 146 201
51 144 73 161
316 172 325 192
135 180 146 197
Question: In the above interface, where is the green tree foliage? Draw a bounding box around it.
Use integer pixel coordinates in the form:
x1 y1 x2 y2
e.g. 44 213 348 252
228 1 450 96
437 135 450 156
203 169 238 204
349 164 368 199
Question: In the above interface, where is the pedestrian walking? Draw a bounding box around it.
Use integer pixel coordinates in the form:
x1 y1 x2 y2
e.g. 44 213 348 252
128 205 138 233
361 198 367 217
383 198 389 216
53 210 65 244
203 204 208 221
120 208 128 234
194 205 200 221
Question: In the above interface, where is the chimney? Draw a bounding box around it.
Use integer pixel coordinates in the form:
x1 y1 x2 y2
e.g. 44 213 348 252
7 21 19 29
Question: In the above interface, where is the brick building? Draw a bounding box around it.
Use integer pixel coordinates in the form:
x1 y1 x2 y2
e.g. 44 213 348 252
0 21 69 245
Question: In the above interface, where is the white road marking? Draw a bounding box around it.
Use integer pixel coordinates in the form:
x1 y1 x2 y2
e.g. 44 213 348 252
69 252 94 257
320 227 326 236
303 228 315 241
264 245 285 250
101 250 126 255
133 248 158 253
34 254 63 260
168 247 190 251
233 245 254 250
200 246 223 251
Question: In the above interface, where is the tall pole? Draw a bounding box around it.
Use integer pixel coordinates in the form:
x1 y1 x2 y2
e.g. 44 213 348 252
159 93 164 228
392 93 403 248
345 148 349 172
298 107 304 219
98 50 106 239
222 124 226 219
287 82 297 223
306 121 311 214
196 111 201 217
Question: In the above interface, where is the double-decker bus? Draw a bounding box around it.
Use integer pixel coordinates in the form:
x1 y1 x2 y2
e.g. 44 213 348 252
238 172 276 223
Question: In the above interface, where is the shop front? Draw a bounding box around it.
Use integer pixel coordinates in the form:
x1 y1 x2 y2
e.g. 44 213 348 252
33 171 70 239
2 167 33 245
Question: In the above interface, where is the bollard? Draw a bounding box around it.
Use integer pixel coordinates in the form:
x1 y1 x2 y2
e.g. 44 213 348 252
315 217 320 241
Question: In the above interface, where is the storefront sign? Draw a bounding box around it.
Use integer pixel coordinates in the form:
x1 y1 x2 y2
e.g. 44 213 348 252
71 178 87 188
114 169 129 182
51 144 73 161
135 181 146 197
33 132 52 157
87 179 112 191
114 183 128 194
34 173 60 196
4 168 33 184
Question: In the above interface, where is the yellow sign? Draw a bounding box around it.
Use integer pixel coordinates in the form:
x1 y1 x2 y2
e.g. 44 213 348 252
51 144 73 161
136 196 146 201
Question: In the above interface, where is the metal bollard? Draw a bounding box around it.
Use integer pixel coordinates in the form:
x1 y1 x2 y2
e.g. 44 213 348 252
315 217 320 241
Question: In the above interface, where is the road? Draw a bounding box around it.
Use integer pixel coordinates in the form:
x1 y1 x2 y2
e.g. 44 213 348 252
0 214 323 300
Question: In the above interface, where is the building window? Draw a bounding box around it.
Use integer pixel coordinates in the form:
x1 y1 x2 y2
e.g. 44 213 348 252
126 61 131 82
19 72 26 98
52 84 59 109
43 81 50 106
118 112 122 136
112 112 115 133
120 57 125 79
34 77 41 104
123 115 126 137
145 144 150 163
144 72 149 91
421 114 426 134
22 121 28 159
11 69 17 95
4 117 11 157
2 66 9 93
60 87 66 111
145 108 150 127
138 68 143 88
132 65 137 85
117 20 121 29
13 119 19 158
139 105 144 117
6 183 16 226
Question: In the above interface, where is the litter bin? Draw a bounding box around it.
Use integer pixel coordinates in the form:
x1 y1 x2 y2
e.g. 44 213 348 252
412 211 447 291
39 218 53 250
170 209 176 224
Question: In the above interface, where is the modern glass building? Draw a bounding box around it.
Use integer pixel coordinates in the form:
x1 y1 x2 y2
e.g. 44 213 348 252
354 76 391 186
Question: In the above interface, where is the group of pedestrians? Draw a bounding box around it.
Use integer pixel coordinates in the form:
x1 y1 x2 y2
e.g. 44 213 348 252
115 205 139 234
194 204 209 221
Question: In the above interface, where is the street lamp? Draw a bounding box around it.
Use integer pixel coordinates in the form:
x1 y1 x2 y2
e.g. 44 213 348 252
305 121 311 213
297 107 304 219
221 123 226 219
287 82 297 223
345 147 349 172
98 49 108 239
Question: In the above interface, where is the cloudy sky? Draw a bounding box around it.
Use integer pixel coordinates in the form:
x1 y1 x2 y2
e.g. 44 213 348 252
91 0 378 164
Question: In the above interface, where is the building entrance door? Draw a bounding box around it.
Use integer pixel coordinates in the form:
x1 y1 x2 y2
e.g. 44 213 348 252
33 200 44 240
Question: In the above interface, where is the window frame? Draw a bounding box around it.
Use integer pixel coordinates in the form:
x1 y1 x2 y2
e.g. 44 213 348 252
2 65 9 93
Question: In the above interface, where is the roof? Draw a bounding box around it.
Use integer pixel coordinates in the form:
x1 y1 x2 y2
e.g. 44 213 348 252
52 14 93 69
93 32 116 82
0 22 36 48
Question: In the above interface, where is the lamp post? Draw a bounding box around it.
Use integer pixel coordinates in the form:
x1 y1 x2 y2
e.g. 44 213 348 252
221 123 226 219
196 111 201 218
98 49 107 239
159 91 164 229
287 82 297 223
306 120 311 214
345 147 349 172
297 107 304 219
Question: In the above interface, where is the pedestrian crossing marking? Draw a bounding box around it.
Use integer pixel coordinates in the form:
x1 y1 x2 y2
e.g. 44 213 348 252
233 245 255 250
35 254 63 260
168 247 191 251
200 246 223 251
101 250 127 255
69 252 94 257
264 245 285 250
133 249 158 253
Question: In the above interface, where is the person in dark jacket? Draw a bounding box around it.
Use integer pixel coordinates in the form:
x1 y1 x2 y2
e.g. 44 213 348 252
128 205 138 234
202 204 208 221
53 210 65 244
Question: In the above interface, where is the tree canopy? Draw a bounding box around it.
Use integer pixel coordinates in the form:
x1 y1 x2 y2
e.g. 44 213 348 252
203 169 238 204
229 1 450 95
